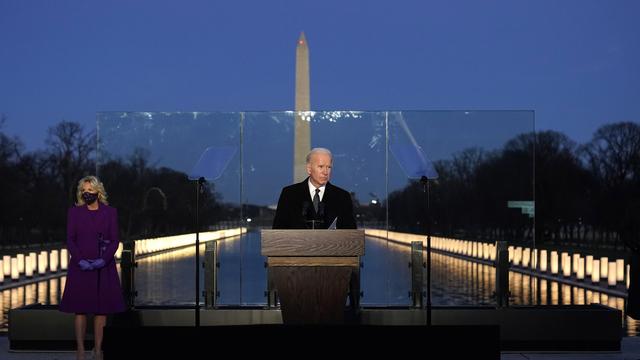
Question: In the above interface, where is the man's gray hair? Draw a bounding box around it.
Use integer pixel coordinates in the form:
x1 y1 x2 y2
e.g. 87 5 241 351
306 147 333 164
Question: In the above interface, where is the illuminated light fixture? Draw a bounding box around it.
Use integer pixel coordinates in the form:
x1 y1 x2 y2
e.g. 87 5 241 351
585 255 593 276
3 255 10 276
608 262 616 286
17 254 25 274
29 252 37 272
573 254 580 275
11 258 19 281
115 243 123 260
550 251 559 274
38 251 48 275
616 259 624 282
139 240 147 255
513 247 522 266
50 250 59 272
591 259 600 283
601 257 609 278
540 250 548 272
60 249 68 270
562 252 571 277
577 258 584 280
522 248 530 268
25 257 33 278
531 250 538 270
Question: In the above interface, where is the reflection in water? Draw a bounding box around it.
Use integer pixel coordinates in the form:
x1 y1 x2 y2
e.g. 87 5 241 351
134 234 267 305
411 244 633 335
1 277 63 331
430 253 495 305
1 234 636 336
136 246 198 305
37 278 48 304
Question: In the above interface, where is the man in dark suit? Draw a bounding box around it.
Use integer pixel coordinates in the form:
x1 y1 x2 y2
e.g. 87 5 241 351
273 148 356 229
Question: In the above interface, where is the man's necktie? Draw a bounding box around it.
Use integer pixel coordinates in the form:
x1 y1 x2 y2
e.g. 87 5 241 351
313 188 320 214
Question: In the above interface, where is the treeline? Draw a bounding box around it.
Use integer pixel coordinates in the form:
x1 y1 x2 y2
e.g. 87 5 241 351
388 122 640 251
0 117 228 246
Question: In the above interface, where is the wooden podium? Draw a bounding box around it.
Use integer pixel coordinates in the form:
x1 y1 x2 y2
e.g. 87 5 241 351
261 229 365 324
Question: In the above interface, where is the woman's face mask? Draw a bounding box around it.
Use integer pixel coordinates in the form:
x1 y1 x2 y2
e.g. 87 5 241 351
82 192 99 205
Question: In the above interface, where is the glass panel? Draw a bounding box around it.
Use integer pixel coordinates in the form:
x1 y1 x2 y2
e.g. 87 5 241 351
387 111 534 306
95 110 534 310
96 112 241 306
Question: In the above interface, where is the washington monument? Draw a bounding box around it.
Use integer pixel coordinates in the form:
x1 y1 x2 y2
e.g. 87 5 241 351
293 32 311 182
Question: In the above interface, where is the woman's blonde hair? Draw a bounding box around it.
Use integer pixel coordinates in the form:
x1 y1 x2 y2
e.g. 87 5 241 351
76 175 109 206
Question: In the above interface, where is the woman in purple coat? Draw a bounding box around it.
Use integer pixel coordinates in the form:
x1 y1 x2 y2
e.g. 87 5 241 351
60 175 125 360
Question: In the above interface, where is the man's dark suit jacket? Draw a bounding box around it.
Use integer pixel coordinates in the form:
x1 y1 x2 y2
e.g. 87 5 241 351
272 178 357 229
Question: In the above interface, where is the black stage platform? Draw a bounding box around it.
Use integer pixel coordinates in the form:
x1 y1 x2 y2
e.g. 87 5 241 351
103 324 501 359
9 304 621 355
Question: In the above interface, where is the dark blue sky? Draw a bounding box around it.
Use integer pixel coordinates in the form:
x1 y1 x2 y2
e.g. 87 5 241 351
1 0 638 149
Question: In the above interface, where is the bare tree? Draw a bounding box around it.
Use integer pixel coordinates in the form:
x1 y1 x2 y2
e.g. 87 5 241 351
0 114 24 244
451 147 486 183
580 122 640 249
582 122 640 188
45 121 96 205
0 113 22 165
533 131 592 246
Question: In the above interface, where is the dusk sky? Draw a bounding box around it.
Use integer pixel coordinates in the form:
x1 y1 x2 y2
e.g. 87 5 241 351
1 0 638 150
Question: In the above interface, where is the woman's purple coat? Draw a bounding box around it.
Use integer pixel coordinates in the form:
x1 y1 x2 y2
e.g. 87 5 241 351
59 204 126 314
